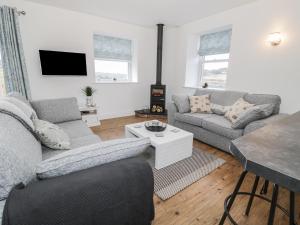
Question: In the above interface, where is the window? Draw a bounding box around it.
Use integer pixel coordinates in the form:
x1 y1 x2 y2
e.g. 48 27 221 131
93 34 134 83
0 53 5 96
197 29 232 89
199 53 229 90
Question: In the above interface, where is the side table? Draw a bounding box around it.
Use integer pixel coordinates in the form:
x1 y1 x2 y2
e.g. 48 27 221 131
79 105 101 127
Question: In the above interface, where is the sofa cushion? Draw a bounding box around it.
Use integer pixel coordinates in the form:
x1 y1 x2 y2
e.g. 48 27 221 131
31 98 81 124
0 200 5 224
42 134 102 160
225 98 255 123
57 120 94 139
194 89 246 106
210 103 230 115
36 137 151 179
0 114 42 200
210 90 246 106
7 92 30 106
174 112 214 127
34 119 71 150
172 95 190 113
244 94 281 114
201 115 243 140
2 97 37 119
189 95 212 113
232 104 274 129
194 88 217 96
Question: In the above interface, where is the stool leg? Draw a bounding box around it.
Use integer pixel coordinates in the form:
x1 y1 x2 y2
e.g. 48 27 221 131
267 184 279 225
219 171 248 225
290 191 295 225
245 175 260 216
260 180 269 195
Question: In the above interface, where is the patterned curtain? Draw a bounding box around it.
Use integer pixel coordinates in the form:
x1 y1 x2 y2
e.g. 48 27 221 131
94 34 132 61
198 29 232 56
0 6 31 99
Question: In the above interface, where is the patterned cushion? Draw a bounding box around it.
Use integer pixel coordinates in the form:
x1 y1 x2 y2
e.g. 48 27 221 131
210 103 230 115
189 95 212 113
36 137 151 179
34 119 71 150
172 95 190 113
225 98 255 123
231 104 274 129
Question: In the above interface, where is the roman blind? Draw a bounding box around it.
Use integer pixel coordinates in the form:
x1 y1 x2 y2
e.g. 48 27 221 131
93 34 132 61
198 29 232 56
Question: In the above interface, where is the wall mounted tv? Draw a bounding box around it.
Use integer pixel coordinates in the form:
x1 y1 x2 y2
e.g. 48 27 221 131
39 50 87 76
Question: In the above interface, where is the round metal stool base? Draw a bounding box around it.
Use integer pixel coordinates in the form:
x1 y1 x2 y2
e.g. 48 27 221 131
223 192 297 225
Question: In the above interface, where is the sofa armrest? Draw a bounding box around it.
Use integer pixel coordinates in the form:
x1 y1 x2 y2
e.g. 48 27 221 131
167 102 179 125
36 137 151 179
3 158 154 225
30 97 82 123
244 114 289 135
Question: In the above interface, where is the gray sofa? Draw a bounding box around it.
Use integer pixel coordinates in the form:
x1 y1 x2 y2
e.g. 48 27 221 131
168 89 287 153
0 97 154 225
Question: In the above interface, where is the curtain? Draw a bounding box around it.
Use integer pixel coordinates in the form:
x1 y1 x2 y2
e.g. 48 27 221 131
198 29 232 56
0 6 31 99
94 34 132 61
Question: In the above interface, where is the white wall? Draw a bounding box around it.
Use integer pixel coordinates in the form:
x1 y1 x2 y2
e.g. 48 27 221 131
1 0 157 119
2 0 300 116
164 0 300 114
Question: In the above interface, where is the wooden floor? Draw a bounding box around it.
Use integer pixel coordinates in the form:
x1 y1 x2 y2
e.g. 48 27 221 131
92 116 300 225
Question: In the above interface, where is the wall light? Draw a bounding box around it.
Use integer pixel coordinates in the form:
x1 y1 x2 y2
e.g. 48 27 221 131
267 32 283 46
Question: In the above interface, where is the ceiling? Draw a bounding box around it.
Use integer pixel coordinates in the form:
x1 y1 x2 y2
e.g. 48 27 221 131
25 0 257 27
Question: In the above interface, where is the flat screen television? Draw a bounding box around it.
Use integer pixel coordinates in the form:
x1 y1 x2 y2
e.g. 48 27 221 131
39 50 87 76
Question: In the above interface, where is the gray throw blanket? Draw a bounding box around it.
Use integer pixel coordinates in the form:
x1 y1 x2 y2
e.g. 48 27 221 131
2 157 155 225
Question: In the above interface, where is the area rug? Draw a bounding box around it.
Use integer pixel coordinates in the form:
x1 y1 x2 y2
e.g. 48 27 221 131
150 149 225 200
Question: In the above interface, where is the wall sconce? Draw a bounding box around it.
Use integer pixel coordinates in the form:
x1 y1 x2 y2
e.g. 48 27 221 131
267 32 283 46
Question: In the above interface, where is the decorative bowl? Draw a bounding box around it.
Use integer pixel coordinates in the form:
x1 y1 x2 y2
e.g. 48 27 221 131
145 120 167 132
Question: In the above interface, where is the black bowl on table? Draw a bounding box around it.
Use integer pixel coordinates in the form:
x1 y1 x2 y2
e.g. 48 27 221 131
145 121 167 132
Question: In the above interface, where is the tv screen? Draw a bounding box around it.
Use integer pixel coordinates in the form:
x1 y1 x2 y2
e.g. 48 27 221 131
39 50 87 76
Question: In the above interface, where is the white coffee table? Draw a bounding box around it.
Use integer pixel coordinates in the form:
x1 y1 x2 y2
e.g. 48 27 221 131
125 121 193 169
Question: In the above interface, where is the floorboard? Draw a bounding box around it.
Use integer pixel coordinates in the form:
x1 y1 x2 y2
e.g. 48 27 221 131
91 116 300 225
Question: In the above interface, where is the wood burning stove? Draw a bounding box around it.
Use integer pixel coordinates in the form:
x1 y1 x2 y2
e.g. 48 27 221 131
150 23 166 115
150 84 166 114
135 24 167 117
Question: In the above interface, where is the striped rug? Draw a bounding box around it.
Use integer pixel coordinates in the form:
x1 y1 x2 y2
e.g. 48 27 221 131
150 149 225 200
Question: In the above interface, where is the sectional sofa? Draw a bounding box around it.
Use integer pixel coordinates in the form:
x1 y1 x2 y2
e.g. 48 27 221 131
0 97 154 225
168 89 287 152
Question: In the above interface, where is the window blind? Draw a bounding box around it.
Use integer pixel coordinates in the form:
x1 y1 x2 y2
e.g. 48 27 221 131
93 34 132 61
198 29 232 56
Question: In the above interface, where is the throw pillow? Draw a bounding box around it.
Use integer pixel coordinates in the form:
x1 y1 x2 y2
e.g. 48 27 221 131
210 103 230 115
33 119 71 150
189 95 212 113
0 100 35 130
2 97 37 120
232 104 274 129
36 137 151 179
225 98 255 123
172 95 190 113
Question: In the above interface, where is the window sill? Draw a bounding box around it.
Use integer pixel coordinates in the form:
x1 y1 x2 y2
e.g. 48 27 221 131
183 86 225 90
95 81 138 84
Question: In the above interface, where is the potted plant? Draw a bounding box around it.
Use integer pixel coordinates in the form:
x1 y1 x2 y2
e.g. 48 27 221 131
82 86 96 107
